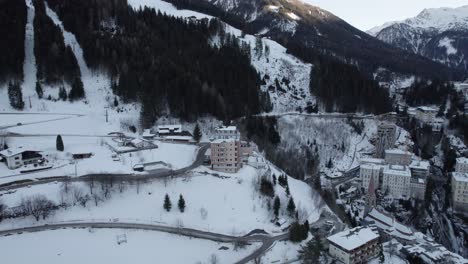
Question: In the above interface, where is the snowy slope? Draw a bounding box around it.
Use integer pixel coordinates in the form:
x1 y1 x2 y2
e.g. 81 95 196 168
128 0 314 113
22 0 37 98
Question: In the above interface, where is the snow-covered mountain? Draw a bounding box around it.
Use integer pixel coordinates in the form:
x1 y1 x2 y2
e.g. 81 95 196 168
167 0 464 80
369 5 468 71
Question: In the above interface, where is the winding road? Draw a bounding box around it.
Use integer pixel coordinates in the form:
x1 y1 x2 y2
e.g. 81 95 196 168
0 221 288 264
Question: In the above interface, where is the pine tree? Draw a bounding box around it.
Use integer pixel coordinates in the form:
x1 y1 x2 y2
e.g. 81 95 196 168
163 194 172 212
379 243 385 263
287 197 296 216
69 77 85 101
272 174 277 185
8 81 25 110
178 194 186 213
298 237 323 263
285 185 290 196
35 81 43 98
193 123 202 143
273 196 280 218
58 86 67 101
114 97 119 107
56 134 64 151
327 158 333 168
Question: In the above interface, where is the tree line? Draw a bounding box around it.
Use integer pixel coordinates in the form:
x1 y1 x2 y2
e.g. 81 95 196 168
0 0 27 84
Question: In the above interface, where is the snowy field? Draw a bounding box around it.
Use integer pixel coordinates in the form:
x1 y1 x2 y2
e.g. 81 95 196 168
0 164 324 235
0 228 259 264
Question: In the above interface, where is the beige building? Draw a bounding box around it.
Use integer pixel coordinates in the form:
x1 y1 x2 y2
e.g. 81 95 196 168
375 122 397 158
210 139 241 173
210 138 253 173
382 165 411 198
327 226 381 264
385 149 412 166
452 172 468 212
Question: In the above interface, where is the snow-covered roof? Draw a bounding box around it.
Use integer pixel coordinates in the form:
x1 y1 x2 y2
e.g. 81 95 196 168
409 160 430 170
158 125 182 133
385 148 411 155
327 226 379 251
403 238 468 264
211 138 238 144
360 163 384 171
456 157 468 165
131 138 144 145
416 106 437 113
165 136 192 141
360 158 385 165
365 209 414 241
215 126 238 132
142 129 155 137
384 165 411 177
452 172 468 183
0 147 39 157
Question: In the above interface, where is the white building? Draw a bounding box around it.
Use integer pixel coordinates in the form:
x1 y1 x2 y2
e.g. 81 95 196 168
213 126 240 140
382 165 411 198
360 163 383 192
409 160 430 179
0 147 42 170
385 149 412 166
452 172 468 213
327 226 381 264
455 157 468 173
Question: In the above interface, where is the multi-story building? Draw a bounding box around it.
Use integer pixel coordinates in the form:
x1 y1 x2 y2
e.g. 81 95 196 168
385 149 412 166
210 139 241 173
210 126 254 173
455 157 468 173
410 177 426 200
382 165 411 198
452 172 468 213
415 106 437 123
360 163 382 192
327 226 381 264
375 122 397 158
213 126 240 140
409 160 430 179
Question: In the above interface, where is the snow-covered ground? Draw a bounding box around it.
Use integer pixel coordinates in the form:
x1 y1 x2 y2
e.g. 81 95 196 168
277 115 377 177
0 228 259 264
0 163 323 235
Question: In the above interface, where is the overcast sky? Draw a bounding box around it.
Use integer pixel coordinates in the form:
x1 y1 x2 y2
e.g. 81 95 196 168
303 0 468 30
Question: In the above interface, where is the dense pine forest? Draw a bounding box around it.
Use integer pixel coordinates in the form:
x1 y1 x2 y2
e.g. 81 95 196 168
33 0 81 86
0 0 27 83
287 43 393 114
46 0 269 125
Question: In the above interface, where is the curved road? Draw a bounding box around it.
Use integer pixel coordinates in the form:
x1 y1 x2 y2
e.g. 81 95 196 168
0 221 288 264
0 143 210 192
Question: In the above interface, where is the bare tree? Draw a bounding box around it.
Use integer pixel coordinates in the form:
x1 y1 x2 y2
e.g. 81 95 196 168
20 195 55 221
118 179 126 193
61 178 72 194
0 200 7 222
78 194 91 207
87 176 96 194
92 192 103 206
200 207 208 220
72 187 84 205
